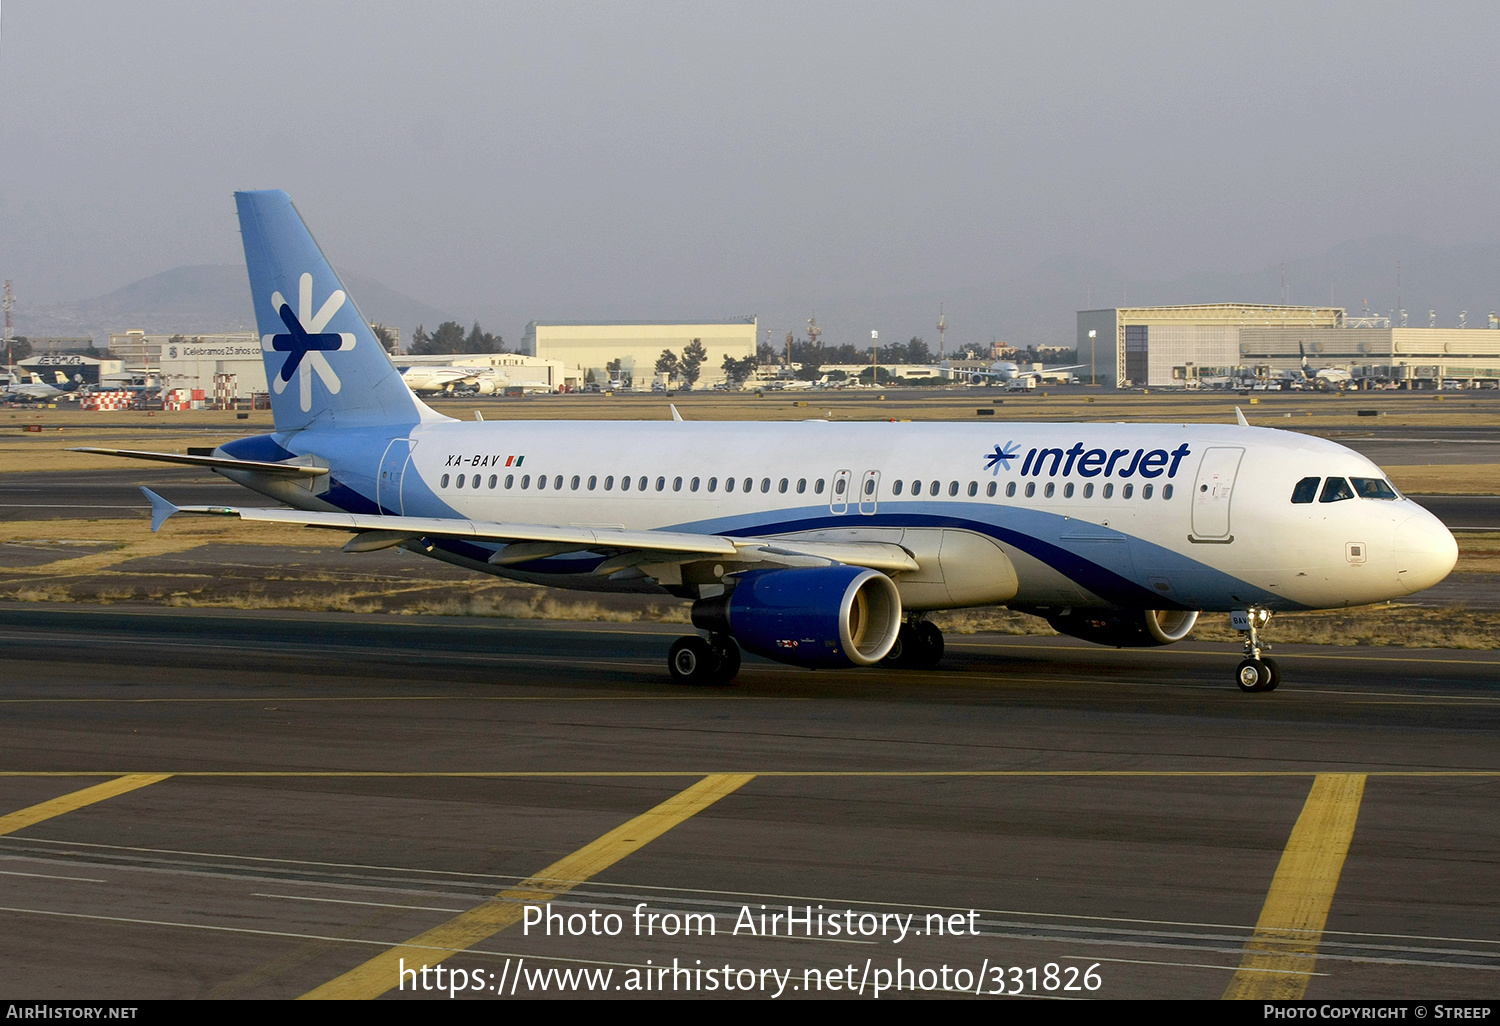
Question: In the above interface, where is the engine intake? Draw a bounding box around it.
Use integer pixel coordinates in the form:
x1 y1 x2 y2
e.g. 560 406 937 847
692 566 902 668
1046 608 1199 648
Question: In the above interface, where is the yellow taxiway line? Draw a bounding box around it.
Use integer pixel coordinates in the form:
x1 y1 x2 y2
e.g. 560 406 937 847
300 772 755 1000
0 773 172 837
1223 773 1367 1000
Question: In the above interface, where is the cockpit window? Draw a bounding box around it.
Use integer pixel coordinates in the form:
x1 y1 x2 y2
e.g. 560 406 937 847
1352 477 1399 500
1319 477 1355 503
1291 477 1320 504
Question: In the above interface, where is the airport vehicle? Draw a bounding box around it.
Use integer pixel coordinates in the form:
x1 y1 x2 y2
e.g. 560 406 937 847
83 191 1457 691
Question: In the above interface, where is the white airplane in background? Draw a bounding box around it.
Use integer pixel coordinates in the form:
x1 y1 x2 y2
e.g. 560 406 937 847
1299 342 1354 390
954 360 1088 387
5 371 76 400
77 191 1457 692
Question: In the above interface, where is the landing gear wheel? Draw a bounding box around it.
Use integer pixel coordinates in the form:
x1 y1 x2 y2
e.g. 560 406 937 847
668 635 739 686
708 634 741 683
881 623 918 668
914 620 945 668
1236 658 1273 693
1260 656 1280 692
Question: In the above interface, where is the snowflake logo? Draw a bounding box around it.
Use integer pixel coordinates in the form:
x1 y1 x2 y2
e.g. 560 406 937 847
261 272 356 411
984 441 1020 475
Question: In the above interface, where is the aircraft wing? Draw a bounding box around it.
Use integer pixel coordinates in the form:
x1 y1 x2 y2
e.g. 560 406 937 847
140 489 920 574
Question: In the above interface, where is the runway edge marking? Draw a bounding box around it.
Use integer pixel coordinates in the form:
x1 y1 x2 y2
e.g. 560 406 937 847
299 772 756 1000
1222 772 1366 1000
0 773 173 837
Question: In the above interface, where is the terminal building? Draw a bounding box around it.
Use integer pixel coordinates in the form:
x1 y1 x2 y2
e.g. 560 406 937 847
1077 304 1500 388
522 319 758 388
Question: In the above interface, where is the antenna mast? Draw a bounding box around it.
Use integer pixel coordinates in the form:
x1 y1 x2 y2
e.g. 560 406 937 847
2 281 13 342
936 305 947 361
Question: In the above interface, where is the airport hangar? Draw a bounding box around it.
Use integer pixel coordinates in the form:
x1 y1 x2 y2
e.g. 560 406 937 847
522 318 758 388
1076 304 1500 388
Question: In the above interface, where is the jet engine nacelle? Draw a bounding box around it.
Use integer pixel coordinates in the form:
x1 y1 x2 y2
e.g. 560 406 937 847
691 566 903 668
1045 608 1200 648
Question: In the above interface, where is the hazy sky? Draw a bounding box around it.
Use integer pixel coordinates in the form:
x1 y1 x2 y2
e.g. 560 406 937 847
3 1 1498 345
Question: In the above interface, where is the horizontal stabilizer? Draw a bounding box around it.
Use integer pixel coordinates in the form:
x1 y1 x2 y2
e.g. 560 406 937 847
72 447 329 476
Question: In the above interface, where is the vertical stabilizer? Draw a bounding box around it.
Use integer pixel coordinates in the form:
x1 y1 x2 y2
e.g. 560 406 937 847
235 190 438 432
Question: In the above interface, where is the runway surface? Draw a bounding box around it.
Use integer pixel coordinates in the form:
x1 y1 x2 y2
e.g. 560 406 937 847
0 605 1495 1000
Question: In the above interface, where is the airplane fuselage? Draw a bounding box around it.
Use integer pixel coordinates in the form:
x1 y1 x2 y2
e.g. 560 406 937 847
220 418 1456 616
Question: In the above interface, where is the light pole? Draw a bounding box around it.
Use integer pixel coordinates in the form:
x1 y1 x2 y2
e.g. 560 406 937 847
1088 329 1097 386
871 331 878 386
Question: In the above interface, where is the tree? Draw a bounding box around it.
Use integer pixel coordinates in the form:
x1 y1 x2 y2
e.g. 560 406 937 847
721 353 756 387
757 338 778 365
410 320 504 355
907 336 932 364
655 349 679 383
791 340 824 380
370 324 398 355
5 336 32 364
679 339 706 388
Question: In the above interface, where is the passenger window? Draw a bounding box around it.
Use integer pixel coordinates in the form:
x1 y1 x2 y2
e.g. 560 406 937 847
673 477 683 492
521 474 530 488
929 481 940 496
967 482 978 497
690 477 699 492
604 475 614 490
761 478 770 493
911 480 922 494
639 476 649 491
779 478 789 493
1082 482 1093 498
1143 483 1153 499
455 475 465 489
441 474 450 488
725 477 734 493
571 475 580 490
835 479 846 496
1162 484 1173 499
620 476 630 491
893 480 904 495
1320 477 1355 503
489 474 497 489
948 481 959 496
1025 482 1036 498
1103 483 1114 499
708 477 718 492
815 479 825 494
656 476 666 491
1352 477 1398 499
1005 482 1016 497
987 482 997 497
1044 482 1055 498
554 475 563 490
1291 477 1319 503
1122 483 1133 499
1063 482 1074 498
537 475 546 490
797 479 807 494
505 474 514 488
864 478 875 496
742 477 752 492
588 475 597 490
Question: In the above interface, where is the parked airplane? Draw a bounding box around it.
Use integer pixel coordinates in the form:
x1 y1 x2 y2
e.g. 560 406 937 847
79 191 1457 692
5 371 76 401
1299 342 1354 390
953 360 1087 387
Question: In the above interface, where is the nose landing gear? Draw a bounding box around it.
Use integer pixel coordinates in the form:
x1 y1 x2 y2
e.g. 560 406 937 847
1232 607 1280 692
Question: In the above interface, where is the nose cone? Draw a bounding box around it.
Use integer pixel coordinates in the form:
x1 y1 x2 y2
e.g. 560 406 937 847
1394 508 1458 595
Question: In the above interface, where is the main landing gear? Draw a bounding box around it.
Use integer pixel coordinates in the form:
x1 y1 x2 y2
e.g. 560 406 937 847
668 633 741 686
880 617 945 670
1233 606 1280 693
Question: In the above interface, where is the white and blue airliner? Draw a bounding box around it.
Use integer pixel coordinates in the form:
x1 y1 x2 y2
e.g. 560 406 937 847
79 191 1458 691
